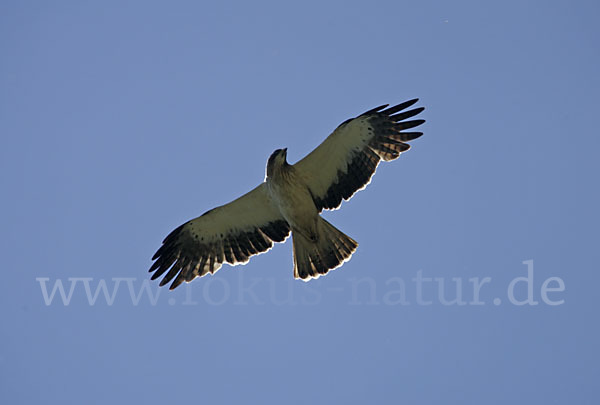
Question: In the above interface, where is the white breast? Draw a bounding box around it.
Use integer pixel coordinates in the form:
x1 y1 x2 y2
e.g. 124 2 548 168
267 168 318 232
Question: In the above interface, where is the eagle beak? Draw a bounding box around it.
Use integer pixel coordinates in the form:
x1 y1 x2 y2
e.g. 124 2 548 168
282 148 288 158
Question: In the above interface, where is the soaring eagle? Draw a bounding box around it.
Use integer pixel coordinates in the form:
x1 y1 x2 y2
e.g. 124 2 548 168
150 99 425 289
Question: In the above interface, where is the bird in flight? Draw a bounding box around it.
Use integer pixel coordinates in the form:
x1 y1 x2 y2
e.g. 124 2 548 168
149 99 425 289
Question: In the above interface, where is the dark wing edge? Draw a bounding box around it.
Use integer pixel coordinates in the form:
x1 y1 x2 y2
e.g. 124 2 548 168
149 184 291 290
149 218 290 290
313 99 425 211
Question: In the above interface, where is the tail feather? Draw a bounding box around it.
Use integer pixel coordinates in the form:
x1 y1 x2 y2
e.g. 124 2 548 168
293 217 358 280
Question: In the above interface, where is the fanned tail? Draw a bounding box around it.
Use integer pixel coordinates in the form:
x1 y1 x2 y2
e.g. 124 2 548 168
292 217 358 280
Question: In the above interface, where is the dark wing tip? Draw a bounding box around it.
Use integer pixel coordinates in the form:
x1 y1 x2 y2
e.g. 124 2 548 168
158 276 170 287
148 224 187 286
397 131 424 141
359 104 389 117
390 107 425 122
169 276 185 290
340 99 424 129
381 99 420 116
398 119 426 130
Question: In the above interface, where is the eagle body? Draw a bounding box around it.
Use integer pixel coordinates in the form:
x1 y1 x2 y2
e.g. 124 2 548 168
149 99 425 289
266 148 358 279
266 149 318 241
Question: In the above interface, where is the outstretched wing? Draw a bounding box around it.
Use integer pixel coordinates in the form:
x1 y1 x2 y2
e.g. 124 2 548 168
149 183 290 289
293 99 425 212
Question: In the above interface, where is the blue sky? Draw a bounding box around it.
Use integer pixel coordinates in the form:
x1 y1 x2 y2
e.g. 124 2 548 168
1 1 599 404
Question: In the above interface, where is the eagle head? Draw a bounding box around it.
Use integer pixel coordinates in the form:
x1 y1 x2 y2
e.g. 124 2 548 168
266 148 288 178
